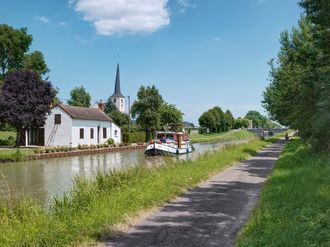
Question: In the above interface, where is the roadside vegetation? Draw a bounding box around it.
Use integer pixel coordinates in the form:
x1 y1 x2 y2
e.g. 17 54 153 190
263 0 330 152
190 130 255 143
0 135 281 246
236 138 330 247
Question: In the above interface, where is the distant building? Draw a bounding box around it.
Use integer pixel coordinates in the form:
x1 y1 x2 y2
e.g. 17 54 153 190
248 120 253 129
20 105 121 147
110 64 126 113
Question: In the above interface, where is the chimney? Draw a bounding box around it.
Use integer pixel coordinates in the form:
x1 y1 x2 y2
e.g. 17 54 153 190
98 100 105 111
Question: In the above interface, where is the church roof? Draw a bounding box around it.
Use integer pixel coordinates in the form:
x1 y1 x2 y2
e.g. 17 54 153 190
111 63 125 98
57 104 113 122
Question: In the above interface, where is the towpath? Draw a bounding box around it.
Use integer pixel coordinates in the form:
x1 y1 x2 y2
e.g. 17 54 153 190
106 140 285 247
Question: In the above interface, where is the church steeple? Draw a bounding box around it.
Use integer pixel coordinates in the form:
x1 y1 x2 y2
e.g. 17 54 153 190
112 63 124 98
110 63 126 113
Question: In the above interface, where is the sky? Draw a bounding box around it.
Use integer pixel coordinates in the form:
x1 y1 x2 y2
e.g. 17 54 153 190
1 0 302 124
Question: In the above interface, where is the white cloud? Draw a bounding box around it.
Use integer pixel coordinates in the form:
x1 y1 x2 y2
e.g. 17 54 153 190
34 16 49 23
70 0 170 36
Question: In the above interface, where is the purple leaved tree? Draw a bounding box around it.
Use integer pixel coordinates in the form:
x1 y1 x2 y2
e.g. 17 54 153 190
0 70 55 146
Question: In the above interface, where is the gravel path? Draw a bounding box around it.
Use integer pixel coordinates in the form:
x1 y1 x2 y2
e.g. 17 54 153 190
106 140 285 247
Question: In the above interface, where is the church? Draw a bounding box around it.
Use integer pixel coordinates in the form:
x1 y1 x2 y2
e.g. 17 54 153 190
92 63 126 113
110 64 126 113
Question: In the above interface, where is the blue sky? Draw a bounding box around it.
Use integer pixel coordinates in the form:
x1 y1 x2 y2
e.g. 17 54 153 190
1 0 302 124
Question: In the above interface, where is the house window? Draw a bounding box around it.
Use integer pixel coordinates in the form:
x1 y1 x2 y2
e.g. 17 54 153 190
121 99 124 103
90 128 94 139
54 114 61 124
114 130 118 136
103 128 107 139
113 98 117 103
80 128 84 139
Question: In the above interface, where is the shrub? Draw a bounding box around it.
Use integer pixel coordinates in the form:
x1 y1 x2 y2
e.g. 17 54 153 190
107 138 114 145
123 132 146 144
0 135 15 146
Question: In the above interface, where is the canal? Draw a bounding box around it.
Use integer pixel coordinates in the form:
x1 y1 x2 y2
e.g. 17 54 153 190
0 140 248 207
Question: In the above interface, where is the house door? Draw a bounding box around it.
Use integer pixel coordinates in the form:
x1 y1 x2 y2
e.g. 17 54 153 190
26 128 45 146
18 130 26 146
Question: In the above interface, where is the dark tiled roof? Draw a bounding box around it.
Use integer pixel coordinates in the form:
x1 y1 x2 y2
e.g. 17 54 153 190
111 63 125 98
57 105 113 122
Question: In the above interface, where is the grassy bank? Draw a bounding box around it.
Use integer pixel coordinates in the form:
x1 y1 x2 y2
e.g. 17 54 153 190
0 136 280 246
236 138 330 247
190 130 255 143
0 149 34 162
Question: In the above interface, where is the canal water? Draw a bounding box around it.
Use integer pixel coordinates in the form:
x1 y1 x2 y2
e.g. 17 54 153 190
0 140 247 207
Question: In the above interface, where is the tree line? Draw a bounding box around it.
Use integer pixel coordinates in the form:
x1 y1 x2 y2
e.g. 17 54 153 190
263 0 330 152
199 108 279 134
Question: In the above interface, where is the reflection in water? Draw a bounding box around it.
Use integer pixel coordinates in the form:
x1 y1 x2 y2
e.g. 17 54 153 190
0 140 246 206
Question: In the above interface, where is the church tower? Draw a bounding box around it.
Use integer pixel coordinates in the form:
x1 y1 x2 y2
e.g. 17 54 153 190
110 64 125 113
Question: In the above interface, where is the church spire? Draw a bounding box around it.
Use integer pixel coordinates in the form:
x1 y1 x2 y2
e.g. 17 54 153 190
112 63 124 98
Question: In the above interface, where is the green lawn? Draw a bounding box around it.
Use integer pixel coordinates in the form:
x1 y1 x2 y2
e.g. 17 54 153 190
0 135 281 246
236 138 330 247
0 131 16 139
190 130 256 143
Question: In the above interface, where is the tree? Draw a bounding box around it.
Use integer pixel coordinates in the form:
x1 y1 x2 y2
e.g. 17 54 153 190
131 85 164 135
22 51 49 76
235 118 250 129
104 98 118 114
108 111 129 127
199 111 216 133
210 106 225 132
0 70 54 146
245 110 267 128
0 24 32 79
68 86 91 107
225 109 235 131
298 0 330 151
199 106 235 133
52 87 62 105
160 103 183 127
263 16 330 150
103 97 129 127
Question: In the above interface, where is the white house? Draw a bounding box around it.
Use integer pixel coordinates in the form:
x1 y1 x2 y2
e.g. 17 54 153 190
20 105 121 147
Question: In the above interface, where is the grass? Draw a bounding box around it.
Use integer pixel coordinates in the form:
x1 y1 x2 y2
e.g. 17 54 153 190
190 129 256 143
0 131 16 140
236 138 330 247
0 149 34 162
0 135 281 246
